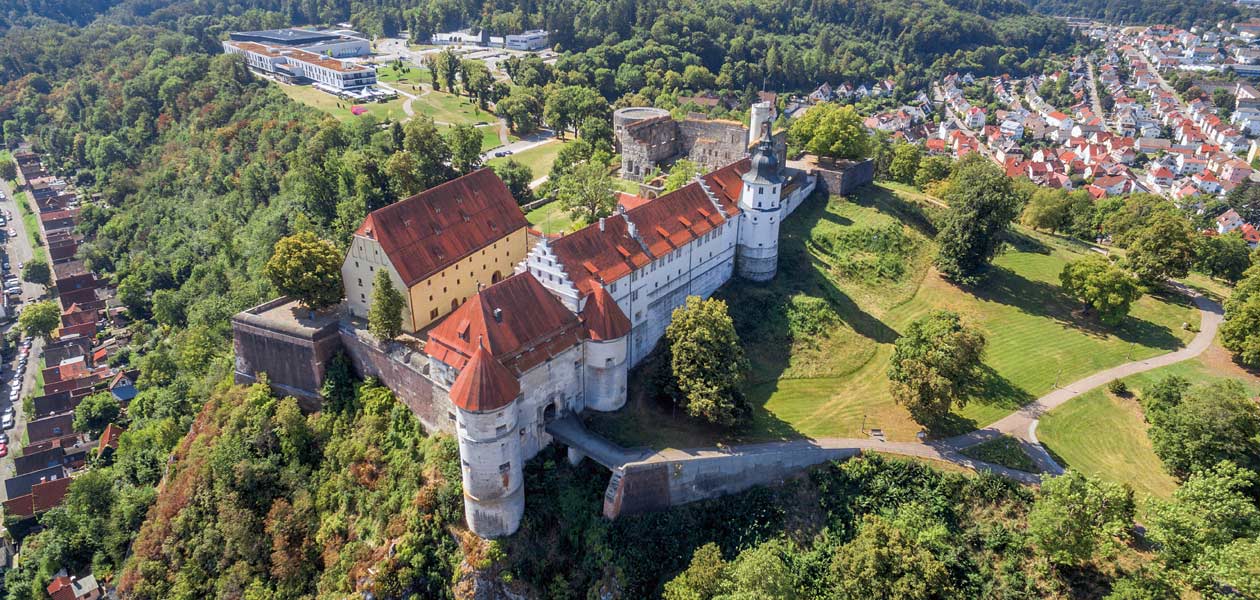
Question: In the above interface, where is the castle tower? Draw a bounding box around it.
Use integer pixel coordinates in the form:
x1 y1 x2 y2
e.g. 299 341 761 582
580 284 632 412
748 101 774 147
450 340 525 538
736 122 783 281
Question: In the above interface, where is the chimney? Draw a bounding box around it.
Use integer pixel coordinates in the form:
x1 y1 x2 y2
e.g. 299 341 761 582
599 217 606 232
493 308 503 323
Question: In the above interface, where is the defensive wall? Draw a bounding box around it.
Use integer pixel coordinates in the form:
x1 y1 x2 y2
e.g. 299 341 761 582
602 440 863 518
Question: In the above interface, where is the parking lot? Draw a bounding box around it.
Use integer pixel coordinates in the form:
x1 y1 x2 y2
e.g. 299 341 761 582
0 176 45 491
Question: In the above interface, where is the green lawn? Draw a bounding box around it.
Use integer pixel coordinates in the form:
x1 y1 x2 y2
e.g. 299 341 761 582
375 63 431 85
525 201 583 235
278 83 409 122
959 435 1040 473
14 192 48 262
587 183 1202 449
410 90 492 125
488 139 567 181
1038 353 1260 506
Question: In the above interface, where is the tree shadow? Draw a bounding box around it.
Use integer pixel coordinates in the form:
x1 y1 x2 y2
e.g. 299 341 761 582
848 185 940 237
967 266 1183 351
1003 229 1051 255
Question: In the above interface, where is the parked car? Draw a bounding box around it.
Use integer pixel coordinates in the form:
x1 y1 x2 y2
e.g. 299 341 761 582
6 229 13 237
0 443 8 457
2 414 14 429
0 432 10 445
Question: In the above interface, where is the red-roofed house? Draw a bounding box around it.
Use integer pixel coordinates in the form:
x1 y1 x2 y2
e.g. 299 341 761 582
341 168 530 333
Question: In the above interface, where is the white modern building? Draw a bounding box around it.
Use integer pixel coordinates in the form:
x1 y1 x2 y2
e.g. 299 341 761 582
223 40 377 91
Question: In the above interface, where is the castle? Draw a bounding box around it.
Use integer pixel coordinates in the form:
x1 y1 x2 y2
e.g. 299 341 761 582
613 102 780 181
234 112 819 538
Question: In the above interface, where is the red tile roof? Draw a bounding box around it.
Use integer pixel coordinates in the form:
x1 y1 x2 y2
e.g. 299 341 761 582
548 213 651 297
448 342 519 413
700 158 749 218
629 183 726 258
581 285 631 341
98 423 123 454
426 272 584 375
549 159 747 297
355 169 528 287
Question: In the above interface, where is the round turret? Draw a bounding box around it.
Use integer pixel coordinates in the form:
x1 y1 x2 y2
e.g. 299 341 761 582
580 285 631 412
451 343 525 538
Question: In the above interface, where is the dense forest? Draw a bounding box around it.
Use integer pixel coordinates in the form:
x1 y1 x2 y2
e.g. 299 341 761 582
0 0 1079 95
0 0 1252 598
1025 0 1246 29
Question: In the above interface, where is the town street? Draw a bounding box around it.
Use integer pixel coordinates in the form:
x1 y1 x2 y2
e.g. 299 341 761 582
0 174 47 494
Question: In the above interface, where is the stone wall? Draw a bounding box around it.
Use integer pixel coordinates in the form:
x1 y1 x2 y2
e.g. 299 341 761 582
231 298 342 409
338 325 454 435
813 158 876 196
603 444 862 518
677 118 749 172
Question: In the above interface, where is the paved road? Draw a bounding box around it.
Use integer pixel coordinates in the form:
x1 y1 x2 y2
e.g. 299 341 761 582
0 175 48 496
942 283 1221 473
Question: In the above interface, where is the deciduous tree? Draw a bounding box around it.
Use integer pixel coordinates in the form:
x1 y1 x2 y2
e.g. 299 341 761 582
1059 255 1142 326
665 296 750 427
263 232 343 311
933 156 1023 283
19 299 60 338
553 158 616 224
787 103 869 160
887 310 986 424
21 258 49 286
1148 379 1260 478
446 123 482 174
1195 231 1251 283
1125 212 1196 284
888 142 922 184
492 159 535 205
74 391 121 438
1028 470 1135 565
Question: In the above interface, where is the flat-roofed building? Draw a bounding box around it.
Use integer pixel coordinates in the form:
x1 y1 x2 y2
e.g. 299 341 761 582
229 28 369 57
223 40 377 91
505 30 550 50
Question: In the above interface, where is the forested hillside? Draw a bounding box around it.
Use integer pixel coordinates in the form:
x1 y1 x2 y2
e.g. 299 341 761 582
0 0 1077 92
0 22 478 597
1024 0 1245 29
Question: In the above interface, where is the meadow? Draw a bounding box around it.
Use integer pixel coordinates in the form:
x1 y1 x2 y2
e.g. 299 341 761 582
587 182 1201 449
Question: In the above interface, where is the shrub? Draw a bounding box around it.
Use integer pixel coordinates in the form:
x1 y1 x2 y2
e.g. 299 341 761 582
1107 379 1128 396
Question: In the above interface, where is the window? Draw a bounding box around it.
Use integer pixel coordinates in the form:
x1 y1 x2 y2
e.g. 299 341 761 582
448 412 456 422
358 278 362 287
430 308 439 319
499 462 511 474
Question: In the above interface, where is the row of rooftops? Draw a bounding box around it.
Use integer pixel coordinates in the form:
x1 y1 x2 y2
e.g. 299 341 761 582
3 145 132 521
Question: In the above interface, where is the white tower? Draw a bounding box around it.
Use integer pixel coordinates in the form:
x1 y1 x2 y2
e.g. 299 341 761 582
580 284 631 412
736 122 783 281
451 341 525 538
749 101 774 147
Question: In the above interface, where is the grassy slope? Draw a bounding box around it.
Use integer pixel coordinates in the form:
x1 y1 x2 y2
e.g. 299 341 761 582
489 139 566 179
14 191 48 262
277 83 408 122
410 90 493 125
1038 351 1260 504
525 201 583 235
587 183 1200 448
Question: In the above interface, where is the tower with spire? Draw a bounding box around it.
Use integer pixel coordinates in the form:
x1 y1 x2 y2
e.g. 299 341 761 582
735 122 784 281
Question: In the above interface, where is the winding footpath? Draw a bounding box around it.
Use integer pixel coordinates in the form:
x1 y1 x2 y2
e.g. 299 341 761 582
570 284 1224 485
